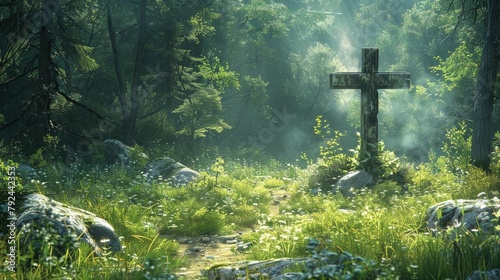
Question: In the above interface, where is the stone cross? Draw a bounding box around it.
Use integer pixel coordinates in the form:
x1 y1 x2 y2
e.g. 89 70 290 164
330 48 410 161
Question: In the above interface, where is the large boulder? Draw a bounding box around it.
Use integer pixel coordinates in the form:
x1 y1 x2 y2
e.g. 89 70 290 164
334 170 374 197
425 199 500 233
14 193 121 255
145 157 199 187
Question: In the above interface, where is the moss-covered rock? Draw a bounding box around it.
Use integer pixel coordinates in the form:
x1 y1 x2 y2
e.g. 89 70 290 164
145 157 199 186
15 193 121 255
425 199 500 233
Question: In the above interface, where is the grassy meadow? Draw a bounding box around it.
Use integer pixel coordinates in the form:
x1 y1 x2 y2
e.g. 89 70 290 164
1 125 500 279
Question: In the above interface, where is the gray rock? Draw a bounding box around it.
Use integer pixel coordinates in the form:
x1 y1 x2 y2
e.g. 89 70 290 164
170 167 199 186
145 157 199 187
467 270 500 280
200 236 211 243
206 258 311 280
235 242 252 252
334 170 374 197
104 139 131 166
273 273 302 280
17 163 38 180
189 246 204 252
177 237 193 244
205 250 388 280
425 199 500 233
16 194 121 254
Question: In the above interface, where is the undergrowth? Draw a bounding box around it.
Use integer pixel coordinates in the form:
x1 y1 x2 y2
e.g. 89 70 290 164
0 122 499 279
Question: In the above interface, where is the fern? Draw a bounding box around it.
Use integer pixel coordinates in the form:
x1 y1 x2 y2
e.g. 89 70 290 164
69 43 99 72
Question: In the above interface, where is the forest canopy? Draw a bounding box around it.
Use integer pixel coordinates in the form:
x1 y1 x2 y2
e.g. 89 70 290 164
0 0 499 165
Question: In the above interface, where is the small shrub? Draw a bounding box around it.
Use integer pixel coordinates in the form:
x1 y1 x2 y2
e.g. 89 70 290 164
282 189 336 214
408 164 435 193
490 131 500 175
189 208 225 235
306 116 356 191
227 204 260 228
373 181 405 204
444 121 472 171
454 166 500 199
128 144 150 170
263 177 285 189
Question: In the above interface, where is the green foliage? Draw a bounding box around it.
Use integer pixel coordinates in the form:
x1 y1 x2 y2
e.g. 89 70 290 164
431 43 479 91
67 43 100 72
491 132 500 175
189 207 226 235
2 2 500 278
293 239 399 279
128 144 149 171
281 187 338 215
314 116 346 165
408 164 438 193
173 86 231 138
309 116 409 189
0 162 181 279
307 116 355 191
440 121 472 173
168 52 238 155
188 8 220 43
377 147 402 178
287 43 347 116
366 141 412 185
242 219 308 259
27 135 60 168
240 75 270 118
159 172 272 235
263 177 285 189
242 174 500 279
0 160 23 207
454 167 500 199
27 149 48 169
235 0 290 39
199 56 240 91
17 219 80 278
3 129 500 279
372 181 406 204
211 156 225 175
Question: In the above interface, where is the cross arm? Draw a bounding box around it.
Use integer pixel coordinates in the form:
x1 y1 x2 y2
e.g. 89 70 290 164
330 72 411 89
329 72 366 89
375 72 411 89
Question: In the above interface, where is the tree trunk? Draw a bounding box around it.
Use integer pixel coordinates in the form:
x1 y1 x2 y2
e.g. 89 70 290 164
106 0 128 138
33 24 52 149
471 0 500 170
123 0 147 145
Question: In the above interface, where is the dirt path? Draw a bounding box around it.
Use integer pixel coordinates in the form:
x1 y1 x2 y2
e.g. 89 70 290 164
176 238 244 278
174 189 289 279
